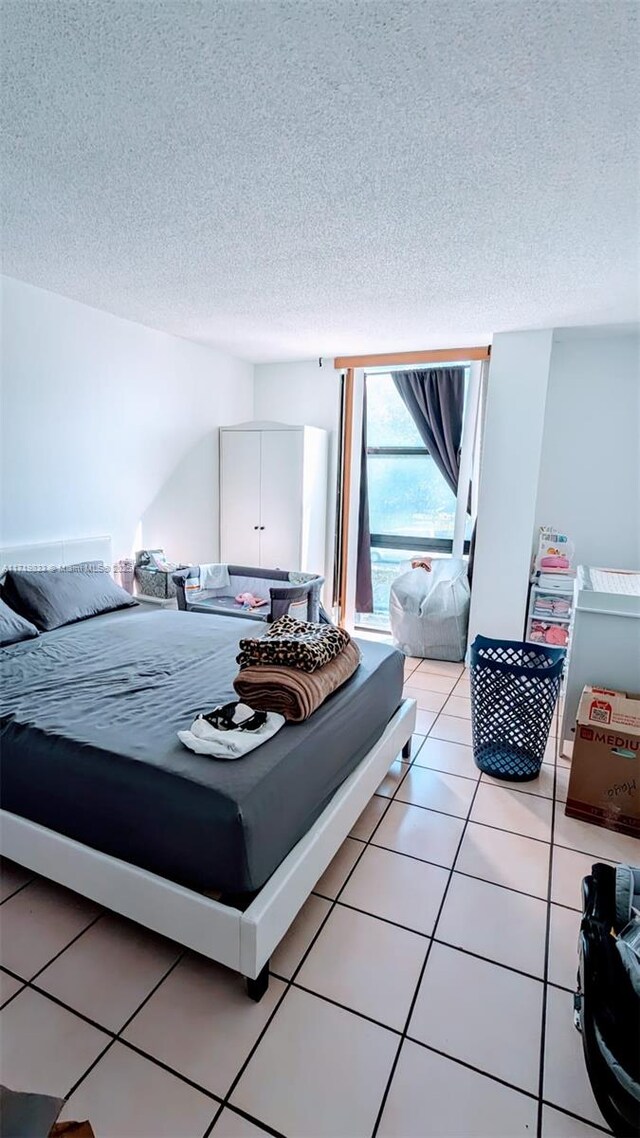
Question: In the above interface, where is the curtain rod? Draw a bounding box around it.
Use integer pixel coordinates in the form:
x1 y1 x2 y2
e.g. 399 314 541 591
333 346 490 369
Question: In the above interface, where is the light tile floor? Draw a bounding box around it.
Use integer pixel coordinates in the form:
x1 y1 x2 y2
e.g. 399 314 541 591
1 656 634 1137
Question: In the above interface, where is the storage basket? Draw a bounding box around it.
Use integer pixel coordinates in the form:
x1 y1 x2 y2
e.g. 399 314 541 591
470 635 565 781
134 567 178 600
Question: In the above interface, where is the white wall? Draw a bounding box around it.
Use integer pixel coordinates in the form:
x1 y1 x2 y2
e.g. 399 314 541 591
469 329 554 644
469 324 639 649
0 276 254 562
535 327 640 569
253 360 341 597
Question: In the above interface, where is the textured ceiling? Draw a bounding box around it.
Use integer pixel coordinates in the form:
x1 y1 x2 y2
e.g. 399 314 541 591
2 0 639 363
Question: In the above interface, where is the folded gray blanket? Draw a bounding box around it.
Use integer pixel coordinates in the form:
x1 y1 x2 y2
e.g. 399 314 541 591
234 640 361 722
237 614 350 674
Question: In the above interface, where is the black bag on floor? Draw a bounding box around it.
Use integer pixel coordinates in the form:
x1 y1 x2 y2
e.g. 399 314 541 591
574 862 640 1137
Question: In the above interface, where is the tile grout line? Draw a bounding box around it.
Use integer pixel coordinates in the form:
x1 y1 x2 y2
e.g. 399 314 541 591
0 875 35 906
113 1040 222 1111
0 974 26 1011
315 865 573 911
539 1101 612 1137
2 967 125 1036
2 729 431 1135
209 712 474 1128
2 731 433 1133
24 909 105 986
539 705 610 1133
2 958 602 1136
403 1037 540 1102
285 979 405 1036
4 951 285 1138
1 691 612 1136
56 950 189 1102
412 755 558 786
66 947 292 1138
433 686 472 721
313 840 567 907
272 962 609 1132
366 775 624 867
1 891 580 1023
205 771 403 1132
536 709 561 1138
201 1102 286 1138
395 758 557 797
2 942 195 1116
373 794 555 843
370 762 486 1138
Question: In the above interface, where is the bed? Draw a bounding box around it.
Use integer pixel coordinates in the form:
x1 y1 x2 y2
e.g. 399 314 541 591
0 538 415 999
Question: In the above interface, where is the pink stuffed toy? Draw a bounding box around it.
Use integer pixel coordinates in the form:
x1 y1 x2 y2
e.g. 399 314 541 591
235 592 267 609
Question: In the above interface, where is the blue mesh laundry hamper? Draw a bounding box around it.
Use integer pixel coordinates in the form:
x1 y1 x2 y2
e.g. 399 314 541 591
470 635 565 781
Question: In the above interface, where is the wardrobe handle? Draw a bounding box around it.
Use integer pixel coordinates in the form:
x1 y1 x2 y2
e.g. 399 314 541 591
253 525 259 530
260 526 265 531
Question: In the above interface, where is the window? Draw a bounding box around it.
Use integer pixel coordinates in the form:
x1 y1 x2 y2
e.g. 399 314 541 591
357 371 472 630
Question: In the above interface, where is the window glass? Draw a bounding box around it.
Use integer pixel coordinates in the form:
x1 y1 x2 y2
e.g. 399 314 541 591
357 370 470 630
366 373 424 448
368 454 457 539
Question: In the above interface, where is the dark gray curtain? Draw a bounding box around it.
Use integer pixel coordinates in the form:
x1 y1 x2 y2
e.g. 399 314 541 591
355 378 373 613
392 368 465 494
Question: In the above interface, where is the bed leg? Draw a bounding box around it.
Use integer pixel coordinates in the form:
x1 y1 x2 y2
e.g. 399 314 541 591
245 962 270 1002
402 738 411 759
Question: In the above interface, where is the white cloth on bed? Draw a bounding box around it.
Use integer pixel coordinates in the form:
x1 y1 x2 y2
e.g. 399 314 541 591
178 705 285 759
186 563 230 596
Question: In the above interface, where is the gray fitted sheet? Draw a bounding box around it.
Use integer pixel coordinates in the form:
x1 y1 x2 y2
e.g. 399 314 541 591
0 609 403 893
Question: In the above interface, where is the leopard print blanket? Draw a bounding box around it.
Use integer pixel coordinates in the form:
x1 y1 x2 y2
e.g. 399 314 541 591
237 614 350 674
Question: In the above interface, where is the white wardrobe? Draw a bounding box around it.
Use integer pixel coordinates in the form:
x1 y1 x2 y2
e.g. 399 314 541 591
219 422 329 574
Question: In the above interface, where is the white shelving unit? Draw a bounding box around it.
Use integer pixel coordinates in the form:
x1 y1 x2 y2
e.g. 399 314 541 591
525 573 575 647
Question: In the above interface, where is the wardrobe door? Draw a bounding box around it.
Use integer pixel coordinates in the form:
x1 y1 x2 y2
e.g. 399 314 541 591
259 430 304 569
220 431 261 565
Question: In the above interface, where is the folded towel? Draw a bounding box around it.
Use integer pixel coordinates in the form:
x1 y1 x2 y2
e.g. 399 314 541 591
200 563 231 590
234 639 361 722
238 614 350 674
186 564 231 597
178 704 285 759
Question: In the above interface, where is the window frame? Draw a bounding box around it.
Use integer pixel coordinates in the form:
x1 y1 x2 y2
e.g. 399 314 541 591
336 356 485 632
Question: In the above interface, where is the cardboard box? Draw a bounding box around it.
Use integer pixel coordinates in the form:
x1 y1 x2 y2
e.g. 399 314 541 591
565 685 640 838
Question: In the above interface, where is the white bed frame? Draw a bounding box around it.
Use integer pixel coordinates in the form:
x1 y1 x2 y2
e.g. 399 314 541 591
0 537 416 997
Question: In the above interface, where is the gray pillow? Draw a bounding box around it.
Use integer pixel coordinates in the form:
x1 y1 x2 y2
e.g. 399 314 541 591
0 597 39 646
2 566 138 631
